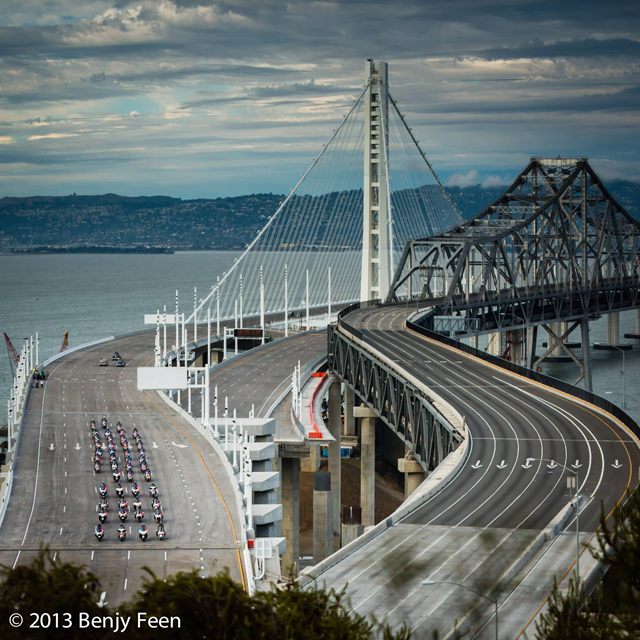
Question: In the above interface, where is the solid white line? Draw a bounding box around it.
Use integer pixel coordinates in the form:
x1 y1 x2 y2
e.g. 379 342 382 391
20 360 65 547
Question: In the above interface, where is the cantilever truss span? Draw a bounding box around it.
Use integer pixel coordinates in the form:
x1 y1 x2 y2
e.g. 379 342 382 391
389 157 640 334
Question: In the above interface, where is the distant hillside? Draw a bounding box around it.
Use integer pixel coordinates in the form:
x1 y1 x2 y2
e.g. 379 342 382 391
0 182 638 251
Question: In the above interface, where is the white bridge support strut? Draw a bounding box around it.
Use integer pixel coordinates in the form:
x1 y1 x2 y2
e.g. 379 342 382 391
360 59 391 302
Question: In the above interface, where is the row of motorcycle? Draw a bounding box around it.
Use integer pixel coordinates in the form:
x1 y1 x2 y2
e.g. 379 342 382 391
91 418 167 541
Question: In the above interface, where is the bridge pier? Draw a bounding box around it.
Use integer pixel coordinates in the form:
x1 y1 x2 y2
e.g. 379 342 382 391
487 332 503 356
313 471 333 564
624 309 640 340
398 454 426 499
328 380 342 539
344 386 356 437
355 405 376 528
581 319 593 392
595 312 632 351
281 457 300 578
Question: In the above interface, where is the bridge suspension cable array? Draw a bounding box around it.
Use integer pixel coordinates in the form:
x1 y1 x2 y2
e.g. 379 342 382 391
187 62 462 326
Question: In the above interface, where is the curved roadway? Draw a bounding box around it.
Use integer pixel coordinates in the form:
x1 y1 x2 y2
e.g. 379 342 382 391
318 304 640 638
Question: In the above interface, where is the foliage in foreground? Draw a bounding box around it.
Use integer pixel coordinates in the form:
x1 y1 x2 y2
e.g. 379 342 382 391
0 548 412 639
536 487 640 639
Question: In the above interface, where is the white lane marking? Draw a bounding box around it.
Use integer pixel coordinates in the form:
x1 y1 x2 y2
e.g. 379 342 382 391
91 551 94 560
53 552 57 561
124 579 127 590
128 550 130 560
60 527 63 535
12 550 21 569
20 359 66 547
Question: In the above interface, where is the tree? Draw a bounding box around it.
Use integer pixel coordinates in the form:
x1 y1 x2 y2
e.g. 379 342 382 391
0 546 105 640
536 488 640 639
0 550 413 639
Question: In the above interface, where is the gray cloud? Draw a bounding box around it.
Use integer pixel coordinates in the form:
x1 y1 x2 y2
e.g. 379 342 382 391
0 0 638 196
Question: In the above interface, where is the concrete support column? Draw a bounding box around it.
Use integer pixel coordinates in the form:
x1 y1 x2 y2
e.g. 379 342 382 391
487 332 502 356
313 472 333 564
355 406 376 528
526 326 538 370
327 380 342 538
624 309 640 340
608 313 620 345
344 386 356 437
595 312 632 351
341 506 364 546
281 457 300 578
398 457 427 499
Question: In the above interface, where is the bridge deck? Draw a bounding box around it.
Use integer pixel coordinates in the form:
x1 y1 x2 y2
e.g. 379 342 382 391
316 304 640 638
0 332 244 605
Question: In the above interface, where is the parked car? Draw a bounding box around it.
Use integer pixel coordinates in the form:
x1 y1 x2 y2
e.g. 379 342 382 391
99 358 108 366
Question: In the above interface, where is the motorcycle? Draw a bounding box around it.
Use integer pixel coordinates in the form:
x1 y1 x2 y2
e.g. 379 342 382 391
101 417 107 428
98 483 108 498
131 483 140 497
126 470 134 482
153 509 163 523
113 470 122 482
144 469 152 482
94 461 101 473
149 484 158 498
118 498 128 510
115 484 125 497
134 509 144 523
117 527 126 541
139 526 148 541
152 497 161 510
111 461 119 472
99 498 108 511
118 509 128 522
98 510 107 523
95 525 104 541
156 525 167 540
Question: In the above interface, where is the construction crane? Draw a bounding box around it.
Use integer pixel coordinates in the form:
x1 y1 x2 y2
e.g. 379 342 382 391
3 333 20 377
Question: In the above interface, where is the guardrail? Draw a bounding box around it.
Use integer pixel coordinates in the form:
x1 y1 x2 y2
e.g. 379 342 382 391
409 309 640 440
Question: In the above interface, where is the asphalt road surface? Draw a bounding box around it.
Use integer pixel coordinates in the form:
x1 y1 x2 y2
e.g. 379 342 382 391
0 332 244 607
313 304 640 639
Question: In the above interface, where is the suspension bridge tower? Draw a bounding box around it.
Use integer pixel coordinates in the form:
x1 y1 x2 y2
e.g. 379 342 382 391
360 59 391 302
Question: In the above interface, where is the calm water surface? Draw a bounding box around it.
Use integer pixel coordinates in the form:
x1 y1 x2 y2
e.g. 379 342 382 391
1 251 639 430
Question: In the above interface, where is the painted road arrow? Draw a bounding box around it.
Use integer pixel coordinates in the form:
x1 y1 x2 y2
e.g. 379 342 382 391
48 444 55 451
172 441 187 449
612 460 623 469
74 443 81 451
97 592 108 608
152 442 159 449
496 460 508 469
471 460 482 469
547 460 558 469
571 460 582 469
522 458 534 469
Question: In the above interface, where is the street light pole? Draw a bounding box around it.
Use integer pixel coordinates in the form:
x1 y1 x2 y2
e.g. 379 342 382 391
528 458 580 580
422 580 498 640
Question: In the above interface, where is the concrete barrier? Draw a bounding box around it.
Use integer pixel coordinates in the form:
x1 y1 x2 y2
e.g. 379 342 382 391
442 499 577 640
40 336 115 368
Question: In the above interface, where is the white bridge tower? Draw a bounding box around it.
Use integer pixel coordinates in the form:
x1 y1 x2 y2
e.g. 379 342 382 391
360 59 391 302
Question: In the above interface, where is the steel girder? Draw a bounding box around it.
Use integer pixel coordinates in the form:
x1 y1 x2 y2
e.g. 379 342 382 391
388 158 640 333
327 323 461 472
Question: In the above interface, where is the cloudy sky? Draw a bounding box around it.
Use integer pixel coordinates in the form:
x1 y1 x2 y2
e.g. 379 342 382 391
0 0 638 198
